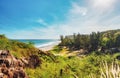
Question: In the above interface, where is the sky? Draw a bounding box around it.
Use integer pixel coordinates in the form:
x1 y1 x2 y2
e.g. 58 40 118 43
0 0 120 39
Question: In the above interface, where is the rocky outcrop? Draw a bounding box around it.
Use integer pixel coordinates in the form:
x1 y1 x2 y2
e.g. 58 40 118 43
0 49 43 78
0 50 28 78
28 55 41 68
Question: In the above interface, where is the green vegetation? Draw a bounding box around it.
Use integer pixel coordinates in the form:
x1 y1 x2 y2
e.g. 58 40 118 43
0 34 39 58
1 29 120 78
25 51 120 78
59 29 120 53
50 46 62 53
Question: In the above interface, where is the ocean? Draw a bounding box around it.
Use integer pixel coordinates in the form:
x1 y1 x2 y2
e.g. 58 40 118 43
12 39 60 48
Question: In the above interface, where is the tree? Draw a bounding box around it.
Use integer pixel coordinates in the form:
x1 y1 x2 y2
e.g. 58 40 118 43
60 35 64 46
89 32 100 51
115 34 120 47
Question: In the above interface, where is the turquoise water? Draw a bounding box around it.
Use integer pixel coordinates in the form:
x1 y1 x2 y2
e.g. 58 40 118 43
12 39 59 47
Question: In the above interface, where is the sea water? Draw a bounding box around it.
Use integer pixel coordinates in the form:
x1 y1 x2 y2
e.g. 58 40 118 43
12 39 60 48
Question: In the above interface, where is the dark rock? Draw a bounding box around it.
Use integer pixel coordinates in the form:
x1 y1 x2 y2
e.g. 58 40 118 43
28 55 41 68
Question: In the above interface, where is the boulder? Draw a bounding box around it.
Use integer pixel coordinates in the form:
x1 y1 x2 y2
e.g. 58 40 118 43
28 55 41 68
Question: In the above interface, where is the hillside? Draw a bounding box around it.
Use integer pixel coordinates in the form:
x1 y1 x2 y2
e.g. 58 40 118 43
0 35 44 78
1 29 120 78
59 29 120 54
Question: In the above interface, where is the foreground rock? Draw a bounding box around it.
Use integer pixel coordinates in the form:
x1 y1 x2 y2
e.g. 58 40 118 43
0 50 28 78
0 50 41 78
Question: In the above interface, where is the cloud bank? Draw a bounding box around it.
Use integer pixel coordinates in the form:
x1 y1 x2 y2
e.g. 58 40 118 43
8 0 120 39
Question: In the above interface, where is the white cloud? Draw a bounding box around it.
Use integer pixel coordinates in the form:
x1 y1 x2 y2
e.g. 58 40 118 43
9 0 120 39
36 19 47 26
69 3 87 16
89 0 117 13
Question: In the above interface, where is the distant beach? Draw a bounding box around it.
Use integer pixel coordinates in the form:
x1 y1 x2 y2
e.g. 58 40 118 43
38 41 60 51
14 39 60 51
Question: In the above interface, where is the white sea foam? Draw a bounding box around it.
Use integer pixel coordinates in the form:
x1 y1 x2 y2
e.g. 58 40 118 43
35 41 60 48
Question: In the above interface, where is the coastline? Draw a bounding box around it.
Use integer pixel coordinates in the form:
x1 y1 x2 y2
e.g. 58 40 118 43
37 41 60 51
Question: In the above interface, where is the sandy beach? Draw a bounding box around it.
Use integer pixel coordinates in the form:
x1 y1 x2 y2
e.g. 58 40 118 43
38 41 60 51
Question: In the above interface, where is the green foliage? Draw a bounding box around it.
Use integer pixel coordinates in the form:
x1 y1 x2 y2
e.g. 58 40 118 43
50 46 62 53
59 29 120 54
0 35 39 58
0 34 9 49
1 30 120 78
25 51 115 78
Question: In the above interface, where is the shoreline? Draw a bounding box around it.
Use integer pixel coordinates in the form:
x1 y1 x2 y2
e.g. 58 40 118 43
38 41 60 51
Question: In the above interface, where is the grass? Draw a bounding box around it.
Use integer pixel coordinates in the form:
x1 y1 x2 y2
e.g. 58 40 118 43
100 61 120 78
25 51 117 78
1 35 120 78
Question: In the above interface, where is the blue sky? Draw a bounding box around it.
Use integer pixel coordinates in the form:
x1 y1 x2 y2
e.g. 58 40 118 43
0 0 120 39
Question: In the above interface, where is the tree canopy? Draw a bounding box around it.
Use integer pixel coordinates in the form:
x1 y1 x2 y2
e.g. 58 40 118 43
59 29 120 53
